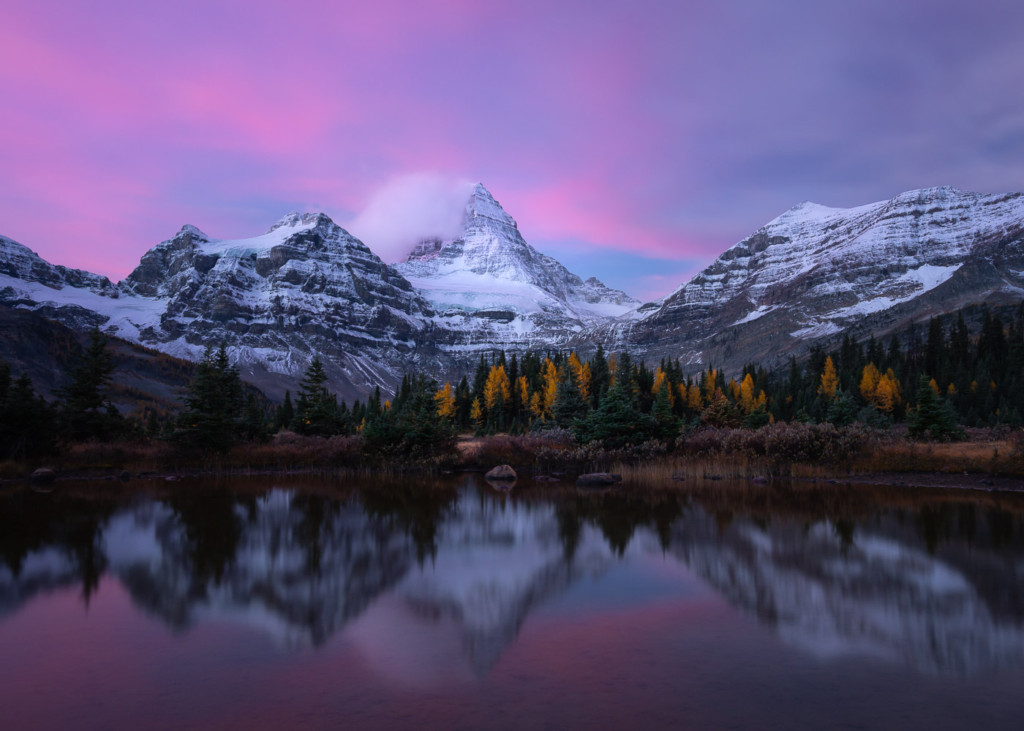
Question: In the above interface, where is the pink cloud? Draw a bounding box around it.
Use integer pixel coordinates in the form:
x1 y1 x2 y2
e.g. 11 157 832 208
0 1 723 285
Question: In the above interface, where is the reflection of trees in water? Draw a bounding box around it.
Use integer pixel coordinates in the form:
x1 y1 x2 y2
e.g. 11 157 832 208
358 484 457 565
0 491 116 606
168 488 249 586
2 480 1024 673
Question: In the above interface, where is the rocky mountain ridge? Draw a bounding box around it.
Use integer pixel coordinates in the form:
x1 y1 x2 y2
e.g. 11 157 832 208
599 186 1024 369
2 185 1023 399
0 186 634 399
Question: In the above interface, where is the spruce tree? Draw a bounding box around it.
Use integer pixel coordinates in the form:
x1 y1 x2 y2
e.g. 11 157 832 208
908 376 963 441
294 357 341 436
651 381 682 439
173 345 244 453
59 329 123 442
552 368 587 428
576 381 651 448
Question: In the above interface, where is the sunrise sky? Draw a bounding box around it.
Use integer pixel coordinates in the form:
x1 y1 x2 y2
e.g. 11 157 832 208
2 0 1022 300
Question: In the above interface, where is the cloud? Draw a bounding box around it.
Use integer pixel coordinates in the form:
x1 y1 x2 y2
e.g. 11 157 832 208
345 173 475 262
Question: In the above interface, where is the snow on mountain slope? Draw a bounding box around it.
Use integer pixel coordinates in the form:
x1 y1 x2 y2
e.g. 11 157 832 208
0 234 164 336
605 186 1024 371
395 184 638 349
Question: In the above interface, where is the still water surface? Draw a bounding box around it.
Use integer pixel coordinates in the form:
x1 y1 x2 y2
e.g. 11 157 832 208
1 475 1023 729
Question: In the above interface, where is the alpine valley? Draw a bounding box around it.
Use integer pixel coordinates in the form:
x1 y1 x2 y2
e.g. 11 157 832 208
1 184 1023 402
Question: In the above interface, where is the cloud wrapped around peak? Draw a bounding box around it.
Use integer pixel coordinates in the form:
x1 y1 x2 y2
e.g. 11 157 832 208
346 173 475 263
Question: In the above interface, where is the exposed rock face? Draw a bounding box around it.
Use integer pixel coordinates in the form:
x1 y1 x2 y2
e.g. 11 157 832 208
0 188 637 400
2 215 441 401
117 212 439 399
602 187 1024 372
2 185 1022 398
396 184 638 353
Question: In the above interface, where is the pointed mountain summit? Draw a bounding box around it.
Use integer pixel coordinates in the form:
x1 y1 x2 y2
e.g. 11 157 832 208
395 183 637 349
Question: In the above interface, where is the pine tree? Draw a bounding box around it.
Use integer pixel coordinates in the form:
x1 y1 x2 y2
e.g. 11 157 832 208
552 368 588 428
576 381 651 448
908 375 963 441
173 345 244 453
650 381 682 439
276 390 295 431
1 370 58 459
59 329 123 442
294 357 341 436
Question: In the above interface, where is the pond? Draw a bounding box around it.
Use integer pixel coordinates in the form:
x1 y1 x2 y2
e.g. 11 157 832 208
1 474 1023 729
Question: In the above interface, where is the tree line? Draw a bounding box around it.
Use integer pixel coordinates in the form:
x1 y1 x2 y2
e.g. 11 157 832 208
2 300 1022 461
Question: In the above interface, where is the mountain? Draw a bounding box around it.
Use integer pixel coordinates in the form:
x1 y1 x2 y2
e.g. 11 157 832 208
116 212 439 399
0 186 636 401
602 187 1024 371
3 185 1023 400
2 214 440 400
395 183 638 351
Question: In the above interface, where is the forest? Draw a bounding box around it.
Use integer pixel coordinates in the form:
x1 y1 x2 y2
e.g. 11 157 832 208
2 301 1023 464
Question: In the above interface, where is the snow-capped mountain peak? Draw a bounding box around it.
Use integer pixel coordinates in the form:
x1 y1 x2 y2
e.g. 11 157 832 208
394 183 639 347
466 182 518 229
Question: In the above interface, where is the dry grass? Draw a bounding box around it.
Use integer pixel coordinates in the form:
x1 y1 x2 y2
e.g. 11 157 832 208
852 439 1019 475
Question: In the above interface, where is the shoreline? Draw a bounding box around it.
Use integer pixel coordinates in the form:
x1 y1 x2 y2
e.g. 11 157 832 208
5 462 1024 496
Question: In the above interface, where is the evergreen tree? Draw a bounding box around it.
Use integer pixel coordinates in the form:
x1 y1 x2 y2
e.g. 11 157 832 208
276 390 295 431
650 381 682 439
0 370 58 459
173 345 244 453
575 381 652 448
827 390 857 427
908 376 963 441
552 368 588 428
59 329 123 442
589 343 610 408
294 357 342 436
241 392 270 442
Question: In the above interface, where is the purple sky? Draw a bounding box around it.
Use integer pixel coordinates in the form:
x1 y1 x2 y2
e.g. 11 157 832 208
2 0 1022 301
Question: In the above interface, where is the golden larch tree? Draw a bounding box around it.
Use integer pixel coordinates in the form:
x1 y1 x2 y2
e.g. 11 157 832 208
818 356 839 400
434 382 456 420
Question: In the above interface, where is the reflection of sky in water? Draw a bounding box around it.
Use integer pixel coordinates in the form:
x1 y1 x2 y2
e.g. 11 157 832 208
538 546 709 619
2 483 1024 729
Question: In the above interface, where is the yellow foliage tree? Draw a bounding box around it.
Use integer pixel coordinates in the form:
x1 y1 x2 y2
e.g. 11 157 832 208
568 353 592 402
469 397 483 428
739 373 756 413
529 391 544 419
518 375 530 412
607 354 618 387
873 376 897 413
702 368 718 400
652 368 675 407
687 383 702 411
434 382 456 420
859 363 880 403
818 356 838 401
483 364 511 413
540 358 559 419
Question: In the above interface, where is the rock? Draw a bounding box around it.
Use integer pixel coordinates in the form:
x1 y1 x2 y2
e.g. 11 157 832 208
751 476 769 485
119 470 131 482
30 468 56 485
576 473 623 487
485 464 517 482
671 472 686 481
533 475 559 483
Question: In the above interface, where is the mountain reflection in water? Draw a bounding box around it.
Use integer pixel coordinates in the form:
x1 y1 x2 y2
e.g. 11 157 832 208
1 476 1023 679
